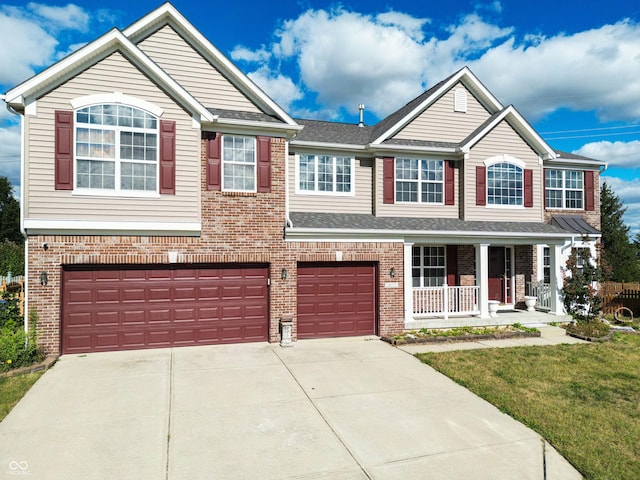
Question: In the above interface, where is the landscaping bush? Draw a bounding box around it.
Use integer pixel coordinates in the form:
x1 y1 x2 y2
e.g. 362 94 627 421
0 291 43 373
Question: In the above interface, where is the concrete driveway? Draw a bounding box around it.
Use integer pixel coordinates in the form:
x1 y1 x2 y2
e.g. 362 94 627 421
0 337 581 479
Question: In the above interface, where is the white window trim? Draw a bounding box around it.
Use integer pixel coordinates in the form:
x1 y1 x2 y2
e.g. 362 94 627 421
395 157 445 205
70 92 164 117
295 153 356 196
545 169 585 210
412 245 447 287
221 134 257 193
73 103 160 195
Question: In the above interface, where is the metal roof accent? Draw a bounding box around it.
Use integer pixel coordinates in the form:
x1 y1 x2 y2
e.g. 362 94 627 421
550 215 601 236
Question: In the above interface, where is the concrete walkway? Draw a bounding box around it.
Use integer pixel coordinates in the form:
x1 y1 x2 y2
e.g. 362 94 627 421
0 333 582 479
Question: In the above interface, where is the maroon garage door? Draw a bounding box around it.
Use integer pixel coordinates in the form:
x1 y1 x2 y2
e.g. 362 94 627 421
297 262 376 339
62 264 269 354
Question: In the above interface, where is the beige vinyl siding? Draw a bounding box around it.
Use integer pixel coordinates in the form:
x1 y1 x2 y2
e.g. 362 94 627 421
393 82 491 143
138 25 260 113
288 153 372 214
374 157 460 218
26 51 200 224
464 121 544 222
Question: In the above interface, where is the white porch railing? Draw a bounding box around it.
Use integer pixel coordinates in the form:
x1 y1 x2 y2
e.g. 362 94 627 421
527 281 551 310
413 285 480 318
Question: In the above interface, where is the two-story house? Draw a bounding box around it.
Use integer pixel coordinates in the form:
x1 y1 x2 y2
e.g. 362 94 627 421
3 4 604 355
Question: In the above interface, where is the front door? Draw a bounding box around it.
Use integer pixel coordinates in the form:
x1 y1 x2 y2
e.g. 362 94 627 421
488 247 510 303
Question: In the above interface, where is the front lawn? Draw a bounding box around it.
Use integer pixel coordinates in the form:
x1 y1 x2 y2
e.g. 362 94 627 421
0 371 43 421
416 333 640 480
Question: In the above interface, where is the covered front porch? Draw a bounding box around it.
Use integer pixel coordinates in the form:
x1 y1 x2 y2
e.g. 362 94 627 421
403 240 569 329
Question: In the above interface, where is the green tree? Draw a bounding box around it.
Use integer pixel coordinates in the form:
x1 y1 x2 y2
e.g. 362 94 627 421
600 183 640 281
0 177 22 244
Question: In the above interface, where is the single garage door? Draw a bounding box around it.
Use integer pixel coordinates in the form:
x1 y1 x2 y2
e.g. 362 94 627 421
62 264 269 354
297 262 376 339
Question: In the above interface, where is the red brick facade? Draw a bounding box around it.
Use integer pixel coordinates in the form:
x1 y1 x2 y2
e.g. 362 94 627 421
27 137 405 354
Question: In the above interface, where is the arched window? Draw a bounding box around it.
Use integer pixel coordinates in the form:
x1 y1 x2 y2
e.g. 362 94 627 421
487 162 523 205
75 104 158 192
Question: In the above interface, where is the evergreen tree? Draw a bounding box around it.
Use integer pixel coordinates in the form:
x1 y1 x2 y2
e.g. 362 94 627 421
600 183 640 281
0 177 22 244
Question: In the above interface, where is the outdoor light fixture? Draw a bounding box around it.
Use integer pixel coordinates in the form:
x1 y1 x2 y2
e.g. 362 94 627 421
390 267 396 278
281 268 287 280
40 271 48 287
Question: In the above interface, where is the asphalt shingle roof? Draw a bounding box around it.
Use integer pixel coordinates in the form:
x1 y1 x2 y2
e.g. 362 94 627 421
208 108 284 124
289 212 571 235
293 119 373 145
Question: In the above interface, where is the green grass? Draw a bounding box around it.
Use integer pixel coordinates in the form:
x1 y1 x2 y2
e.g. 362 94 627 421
0 371 44 422
416 333 640 480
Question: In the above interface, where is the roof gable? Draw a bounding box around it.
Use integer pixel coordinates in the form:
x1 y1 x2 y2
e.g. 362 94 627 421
123 3 298 127
4 28 213 122
461 105 556 159
371 67 504 145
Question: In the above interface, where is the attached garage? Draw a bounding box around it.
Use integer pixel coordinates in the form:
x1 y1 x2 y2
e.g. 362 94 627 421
297 262 377 339
61 264 269 354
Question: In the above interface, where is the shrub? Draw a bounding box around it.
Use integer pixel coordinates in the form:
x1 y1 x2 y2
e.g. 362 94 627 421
0 292 43 372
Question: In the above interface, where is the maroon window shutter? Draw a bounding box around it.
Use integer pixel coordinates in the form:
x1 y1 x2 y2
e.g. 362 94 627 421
55 110 74 190
524 169 533 207
206 132 221 191
475 165 486 206
446 245 457 286
159 120 176 194
256 136 271 193
585 170 595 211
444 161 455 205
383 157 394 204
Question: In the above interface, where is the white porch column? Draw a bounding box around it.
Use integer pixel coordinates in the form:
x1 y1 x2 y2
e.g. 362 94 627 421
475 243 490 319
549 244 564 315
403 242 414 325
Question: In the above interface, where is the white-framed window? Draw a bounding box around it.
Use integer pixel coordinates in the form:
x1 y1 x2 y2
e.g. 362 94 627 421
222 135 256 192
396 158 444 203
75 104 158 192
543 246 551 284
487 162 523 206
297 154 353 194
412 246 446 287
545 170 584 209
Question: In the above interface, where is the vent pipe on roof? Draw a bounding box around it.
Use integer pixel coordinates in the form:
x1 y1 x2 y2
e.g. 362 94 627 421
358 104 365 127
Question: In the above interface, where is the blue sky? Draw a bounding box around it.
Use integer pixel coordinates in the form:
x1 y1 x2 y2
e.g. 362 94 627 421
1 0 639 235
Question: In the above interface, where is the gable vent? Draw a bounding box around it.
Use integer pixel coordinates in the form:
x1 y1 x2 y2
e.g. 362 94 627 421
454 88 467 113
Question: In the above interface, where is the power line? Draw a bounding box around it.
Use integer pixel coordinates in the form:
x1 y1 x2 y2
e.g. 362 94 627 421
544 131 640 141
540 124 640 135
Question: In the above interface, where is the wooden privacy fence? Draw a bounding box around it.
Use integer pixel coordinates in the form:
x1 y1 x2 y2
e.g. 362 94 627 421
600 282 640 317
0 276 25 316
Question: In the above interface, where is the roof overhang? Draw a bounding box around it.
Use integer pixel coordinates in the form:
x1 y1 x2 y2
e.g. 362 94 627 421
4 29 213 122
286 227 571 245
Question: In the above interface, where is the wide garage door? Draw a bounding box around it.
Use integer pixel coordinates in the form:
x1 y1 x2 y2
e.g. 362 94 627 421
62 264 269 354
297 262 376 339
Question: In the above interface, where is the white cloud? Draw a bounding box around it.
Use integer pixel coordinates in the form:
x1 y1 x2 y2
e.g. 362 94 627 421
470 20 640 121
231 45 271 63
233 8 640 125
27 2 90 31
246 67 303 111
602 176 640 237
0 10 58 85
573 140 640 167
